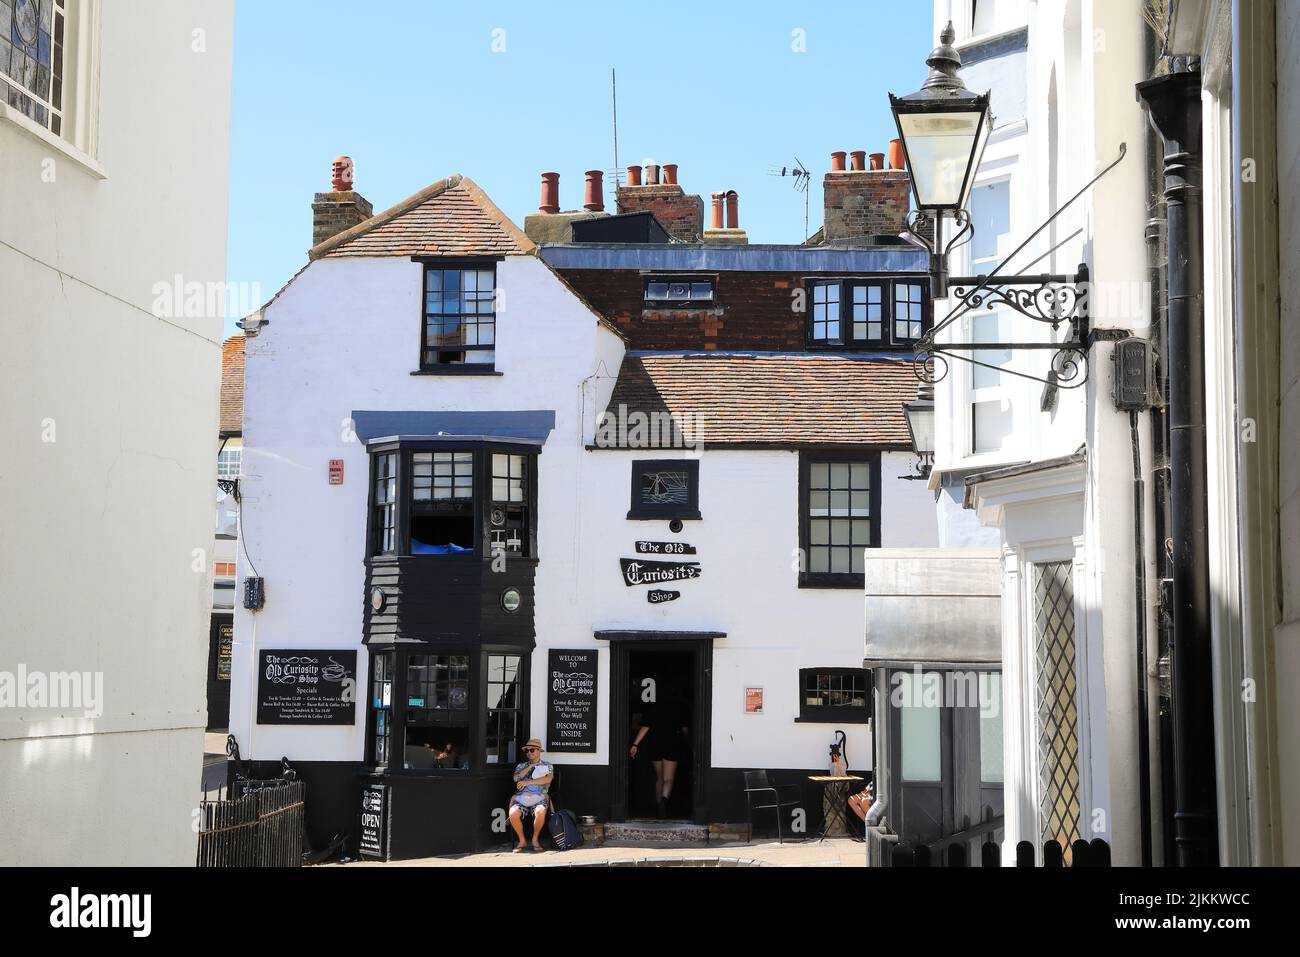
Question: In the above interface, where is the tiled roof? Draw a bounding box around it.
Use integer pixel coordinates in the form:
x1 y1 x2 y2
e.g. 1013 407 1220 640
601 352 919 447
310 174 535 260
220 335 244 435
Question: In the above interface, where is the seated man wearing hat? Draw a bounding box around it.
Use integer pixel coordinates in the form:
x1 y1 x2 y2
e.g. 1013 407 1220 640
508 739 554 853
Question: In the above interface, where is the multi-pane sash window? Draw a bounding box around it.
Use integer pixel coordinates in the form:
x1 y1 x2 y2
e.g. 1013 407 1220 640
811 282 841 342
894 282 925 341
485 654 523 765
403 655 470 770
799 668 872 722
371 654 394 767
491 453 528 555
0 0 66 134
800 453 879 586
217 447 241 479
372 452 398 556
423 265 496 367
411 451 474 553
807 279 930 348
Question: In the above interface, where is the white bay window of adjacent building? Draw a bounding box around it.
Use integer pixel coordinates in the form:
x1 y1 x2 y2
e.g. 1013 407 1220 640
966 177 1013 455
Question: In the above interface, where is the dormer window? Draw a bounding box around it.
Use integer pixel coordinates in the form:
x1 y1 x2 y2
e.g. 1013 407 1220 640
807 278 931 349
645 276 715 308
421 262 497 370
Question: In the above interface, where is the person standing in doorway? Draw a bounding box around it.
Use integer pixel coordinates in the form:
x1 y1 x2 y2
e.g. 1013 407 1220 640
630 687 689 818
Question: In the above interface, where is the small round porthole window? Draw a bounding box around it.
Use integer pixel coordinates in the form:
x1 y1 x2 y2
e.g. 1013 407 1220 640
370 587 386 613
501 588 522 613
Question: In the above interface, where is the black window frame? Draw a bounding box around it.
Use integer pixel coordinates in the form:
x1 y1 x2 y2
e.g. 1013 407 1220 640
628 458 702 521
804 277 932 350
416 257 503 374
365 646 532 773
365 442 539 560
643 275 717 310
798 450 881 589
796 667 874 724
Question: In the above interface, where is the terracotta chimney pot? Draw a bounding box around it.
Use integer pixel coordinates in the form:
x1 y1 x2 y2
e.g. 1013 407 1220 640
663 163 678 186
645 163 660 185
331 155 354 191
869 152 885 171
850 150 867 172
539 172 560 214
889 138 906 170
725 190 739 230
831 151 847 172
710 192 725 229
584 170 604 212
627 165 643 187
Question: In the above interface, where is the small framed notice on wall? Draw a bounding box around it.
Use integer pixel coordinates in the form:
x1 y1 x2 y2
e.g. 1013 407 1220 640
744 687 764 714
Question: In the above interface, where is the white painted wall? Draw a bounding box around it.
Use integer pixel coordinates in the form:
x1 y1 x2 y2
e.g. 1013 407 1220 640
0 0 234 865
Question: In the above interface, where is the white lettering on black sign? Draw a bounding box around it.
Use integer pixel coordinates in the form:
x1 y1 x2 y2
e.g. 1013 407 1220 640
636 541 697 555
547 649 598 753
648 590 681 604
256 650 357 725
359 783 388 858
620 559 702 586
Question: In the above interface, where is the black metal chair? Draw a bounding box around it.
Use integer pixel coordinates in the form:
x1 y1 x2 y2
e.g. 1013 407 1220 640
743 770 802 844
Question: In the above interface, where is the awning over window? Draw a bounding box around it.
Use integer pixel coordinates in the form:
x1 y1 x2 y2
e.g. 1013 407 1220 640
351 410 556 447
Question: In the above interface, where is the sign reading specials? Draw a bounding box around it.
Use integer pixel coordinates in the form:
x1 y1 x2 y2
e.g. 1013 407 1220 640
256 650 357 725
546 650 598 753
620 558 701 587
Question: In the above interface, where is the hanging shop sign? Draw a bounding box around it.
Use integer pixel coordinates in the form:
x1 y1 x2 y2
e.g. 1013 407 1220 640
256 650 357 725
359 782 389 859
216 624 233 681
546 649 598 753
620 558 702 587
635 541 697 556
648 590 681 604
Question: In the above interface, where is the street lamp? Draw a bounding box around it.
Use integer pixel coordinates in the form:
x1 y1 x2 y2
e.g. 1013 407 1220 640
901 383 935 480
889 20 992 297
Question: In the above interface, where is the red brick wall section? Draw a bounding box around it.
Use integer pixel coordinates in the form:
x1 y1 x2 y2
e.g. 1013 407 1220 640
615 184 704 242
822 170 910 244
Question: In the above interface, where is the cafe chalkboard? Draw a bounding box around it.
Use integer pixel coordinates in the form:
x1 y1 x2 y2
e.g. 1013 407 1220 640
359 782 389 860
256 650 357 725
546 649 597 753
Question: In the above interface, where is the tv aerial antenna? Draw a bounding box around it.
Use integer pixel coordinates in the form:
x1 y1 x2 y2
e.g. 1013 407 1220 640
768 157 812 242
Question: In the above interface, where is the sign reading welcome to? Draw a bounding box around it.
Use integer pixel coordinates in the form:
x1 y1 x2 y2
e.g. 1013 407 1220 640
546 649 597 753
256 650 357 725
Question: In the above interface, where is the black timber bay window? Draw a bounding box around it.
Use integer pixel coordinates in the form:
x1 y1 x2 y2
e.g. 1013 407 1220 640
367 648 529 771
798 451 880 588
628 459 701 520
806 278 931 349
420 260 499 371
644 276 716 309
367 443 538 559
798 668 873 723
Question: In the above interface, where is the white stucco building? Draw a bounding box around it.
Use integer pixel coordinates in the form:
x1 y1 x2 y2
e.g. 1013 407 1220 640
0 0 234 865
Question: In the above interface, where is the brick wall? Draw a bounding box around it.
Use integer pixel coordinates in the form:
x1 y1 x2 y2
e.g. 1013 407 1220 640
615 184 704 242
312 191 374 248
822 170 911 244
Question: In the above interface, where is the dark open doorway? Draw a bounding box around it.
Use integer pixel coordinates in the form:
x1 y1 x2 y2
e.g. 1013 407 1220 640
606 635 714 825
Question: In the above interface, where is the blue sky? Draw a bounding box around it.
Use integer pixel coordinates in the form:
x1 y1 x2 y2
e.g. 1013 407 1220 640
225 0 934 332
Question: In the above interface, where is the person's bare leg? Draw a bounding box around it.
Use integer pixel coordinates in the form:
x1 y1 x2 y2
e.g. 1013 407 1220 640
652 760 665 814
848 794 867 822
508 804 527 849
532 806 547 849
661 759 678 803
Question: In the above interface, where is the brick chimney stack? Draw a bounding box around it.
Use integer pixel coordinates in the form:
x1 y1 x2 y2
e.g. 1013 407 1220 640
312 155 374 248
822 148 911 246
615 161 704 242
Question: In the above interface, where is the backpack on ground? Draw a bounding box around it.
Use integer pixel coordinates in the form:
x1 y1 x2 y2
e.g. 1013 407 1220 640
547 808 584 851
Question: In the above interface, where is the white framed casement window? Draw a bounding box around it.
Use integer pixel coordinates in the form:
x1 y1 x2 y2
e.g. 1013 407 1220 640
964 176 1014 456
0 0 101 165
217 446 241 479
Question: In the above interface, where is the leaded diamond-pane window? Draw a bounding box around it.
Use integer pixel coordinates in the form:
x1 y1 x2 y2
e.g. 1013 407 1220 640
0 0 66 134
1033 560 1081 865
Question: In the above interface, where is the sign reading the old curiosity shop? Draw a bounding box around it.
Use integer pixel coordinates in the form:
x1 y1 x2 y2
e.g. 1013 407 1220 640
619 558 702 587
635 541 697 555
546 650 598 753
256 650 357 725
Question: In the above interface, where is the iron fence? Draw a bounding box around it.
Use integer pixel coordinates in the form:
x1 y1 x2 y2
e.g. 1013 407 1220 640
196 779 306 868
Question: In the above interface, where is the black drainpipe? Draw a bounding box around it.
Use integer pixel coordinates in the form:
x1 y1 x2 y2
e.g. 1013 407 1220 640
1137 58 1219 866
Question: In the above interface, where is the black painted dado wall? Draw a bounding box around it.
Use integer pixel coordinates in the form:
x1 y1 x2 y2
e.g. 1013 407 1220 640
363 556 536 645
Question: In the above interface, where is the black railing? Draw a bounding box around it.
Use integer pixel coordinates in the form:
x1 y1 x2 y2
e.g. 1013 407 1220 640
882 834 1112 867
196 779 306 868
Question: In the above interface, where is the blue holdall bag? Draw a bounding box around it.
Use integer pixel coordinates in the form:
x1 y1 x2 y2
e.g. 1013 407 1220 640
547 807 584 851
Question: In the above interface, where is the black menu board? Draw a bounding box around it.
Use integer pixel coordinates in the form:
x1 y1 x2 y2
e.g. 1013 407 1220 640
546 649 598 753
256 650 357 725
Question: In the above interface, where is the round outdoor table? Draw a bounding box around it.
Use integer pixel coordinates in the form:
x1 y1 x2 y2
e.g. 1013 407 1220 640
807 775 864 841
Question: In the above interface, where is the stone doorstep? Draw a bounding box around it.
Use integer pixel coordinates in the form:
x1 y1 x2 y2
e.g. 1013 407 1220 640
579 821 751 848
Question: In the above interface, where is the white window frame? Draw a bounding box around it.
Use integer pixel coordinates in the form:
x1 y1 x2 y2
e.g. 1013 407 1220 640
217 446 241 479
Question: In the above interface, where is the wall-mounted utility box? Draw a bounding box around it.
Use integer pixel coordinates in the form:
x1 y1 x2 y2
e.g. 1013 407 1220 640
243 576 265 610
1112 337 1154 411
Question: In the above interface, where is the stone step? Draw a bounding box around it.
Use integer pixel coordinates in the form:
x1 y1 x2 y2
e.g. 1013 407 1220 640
602 820 710 846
